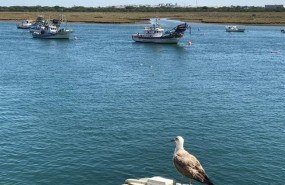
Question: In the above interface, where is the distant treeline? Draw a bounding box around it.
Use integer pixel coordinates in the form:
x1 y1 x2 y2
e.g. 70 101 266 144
0 5 285 12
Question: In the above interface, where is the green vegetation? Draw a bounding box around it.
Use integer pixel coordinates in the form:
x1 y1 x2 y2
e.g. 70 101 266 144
0 5 284 13
1 6 285 25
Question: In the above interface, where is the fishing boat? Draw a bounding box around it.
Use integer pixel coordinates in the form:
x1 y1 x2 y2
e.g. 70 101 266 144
32 24 73 39
16 19 33 29
281 28 285 33
225 25 245 32
29 24 45 33
29 15 46 33
132 22 189 44
30 15 62 33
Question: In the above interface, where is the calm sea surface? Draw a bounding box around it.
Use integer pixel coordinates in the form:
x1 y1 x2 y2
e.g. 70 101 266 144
0 20 285 185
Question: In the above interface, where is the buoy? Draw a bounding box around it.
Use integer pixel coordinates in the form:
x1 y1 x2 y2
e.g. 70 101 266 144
187 41 192 46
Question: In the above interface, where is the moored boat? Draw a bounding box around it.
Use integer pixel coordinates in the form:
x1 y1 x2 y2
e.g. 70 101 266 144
132 22 189 44
32 25 73 39
29 15 46 33
16 19 33 29
29 15 63 33
29 24 45 33
281 28 285 33
225 25 245 32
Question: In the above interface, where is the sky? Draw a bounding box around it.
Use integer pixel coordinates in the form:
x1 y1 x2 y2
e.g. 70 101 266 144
1 0 285 7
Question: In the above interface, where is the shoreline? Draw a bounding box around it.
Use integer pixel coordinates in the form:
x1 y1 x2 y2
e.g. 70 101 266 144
1 12 285 25
3 19 284 27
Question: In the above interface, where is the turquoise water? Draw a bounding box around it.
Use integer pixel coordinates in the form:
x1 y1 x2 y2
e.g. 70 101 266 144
0 20 285 185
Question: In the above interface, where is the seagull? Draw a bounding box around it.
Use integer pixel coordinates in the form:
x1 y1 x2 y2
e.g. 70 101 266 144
172 136 214 185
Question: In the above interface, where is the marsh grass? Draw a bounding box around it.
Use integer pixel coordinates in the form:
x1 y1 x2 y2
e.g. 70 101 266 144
1 12 285 25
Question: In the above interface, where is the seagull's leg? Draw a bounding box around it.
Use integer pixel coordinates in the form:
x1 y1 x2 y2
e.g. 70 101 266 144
189 179 192 185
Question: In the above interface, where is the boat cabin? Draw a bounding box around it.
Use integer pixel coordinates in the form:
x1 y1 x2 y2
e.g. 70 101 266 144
42 25 58 34
143 24 164 37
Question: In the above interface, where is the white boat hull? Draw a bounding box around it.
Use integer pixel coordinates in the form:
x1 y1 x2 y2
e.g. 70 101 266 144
32 30 73 39
132 35 181 44
17 23 32 29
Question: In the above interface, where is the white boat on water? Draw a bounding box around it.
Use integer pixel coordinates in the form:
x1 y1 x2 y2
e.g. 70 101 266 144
17 19 33 29
123 176 176 185
132 22 189 44
32 24 73 39
225 25 245 32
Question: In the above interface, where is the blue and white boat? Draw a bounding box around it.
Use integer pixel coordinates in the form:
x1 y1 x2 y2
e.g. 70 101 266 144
32 24 73 39
132 22 189 44
29 15 46 33
29 16 62 33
